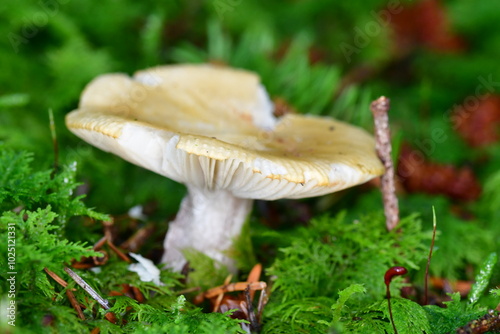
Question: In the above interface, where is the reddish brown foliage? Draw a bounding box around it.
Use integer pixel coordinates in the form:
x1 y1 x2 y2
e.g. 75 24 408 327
430 277 472 297
452 94 500 147
397 145 481 201
390 0 465 56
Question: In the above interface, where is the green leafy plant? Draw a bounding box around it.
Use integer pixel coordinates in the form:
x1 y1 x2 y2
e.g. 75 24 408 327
0 149 244 333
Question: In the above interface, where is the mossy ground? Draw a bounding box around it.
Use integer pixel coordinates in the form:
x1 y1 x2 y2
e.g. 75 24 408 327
2 1 500 333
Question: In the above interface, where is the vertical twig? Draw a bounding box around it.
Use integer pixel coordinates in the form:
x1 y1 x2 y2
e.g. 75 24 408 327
370 96 399 231
256 287 268 324
101 219 131 262
244 285 259 332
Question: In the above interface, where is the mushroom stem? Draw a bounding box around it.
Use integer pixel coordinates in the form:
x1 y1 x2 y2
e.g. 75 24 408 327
161 186 253 273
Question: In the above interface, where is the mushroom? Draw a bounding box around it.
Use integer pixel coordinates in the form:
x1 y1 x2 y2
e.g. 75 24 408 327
65 64 384 273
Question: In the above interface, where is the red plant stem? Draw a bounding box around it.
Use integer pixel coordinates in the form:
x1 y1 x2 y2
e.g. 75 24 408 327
386 284 398 334
370 96 399 231
385 266 407 334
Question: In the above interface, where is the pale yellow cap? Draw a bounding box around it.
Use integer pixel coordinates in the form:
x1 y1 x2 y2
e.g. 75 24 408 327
66 64 384 200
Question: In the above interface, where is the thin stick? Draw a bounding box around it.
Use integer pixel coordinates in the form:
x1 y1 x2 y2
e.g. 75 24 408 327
120 224 155 252
204 281 266 299
64 267 110 310
244 285 259 332
93 236 108 250
107 240 131 263
213 275 232 312
256 287 268 324
66 290 85 320
424 207 438 305
44 268 85 320
102 220 115 245
44 267 69 288
101 219 131 263
370 96 399 231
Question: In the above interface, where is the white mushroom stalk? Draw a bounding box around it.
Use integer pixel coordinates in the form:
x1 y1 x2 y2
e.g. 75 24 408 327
163 187 252 272
65 64 385 273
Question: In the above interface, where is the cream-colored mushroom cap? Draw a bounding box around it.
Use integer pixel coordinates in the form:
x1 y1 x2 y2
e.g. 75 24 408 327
66 64 384 200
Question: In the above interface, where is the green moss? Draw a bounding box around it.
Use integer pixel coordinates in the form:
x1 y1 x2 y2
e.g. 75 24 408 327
2 0 500 332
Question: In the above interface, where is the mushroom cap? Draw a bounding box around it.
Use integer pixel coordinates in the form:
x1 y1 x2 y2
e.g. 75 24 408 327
66 64 384 200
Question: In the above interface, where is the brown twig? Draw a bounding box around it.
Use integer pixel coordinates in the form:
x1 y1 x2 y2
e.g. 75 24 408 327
213 275 232 312
203 281 267 300
244 285 259 332
44 268 84 320
370 96 400 231
106 240 131 263
66 290 85 320
192 264 269 331
93 236 108 250
100 219 131 263
44 267 69 288
102 220 115 243
120 224 155 252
